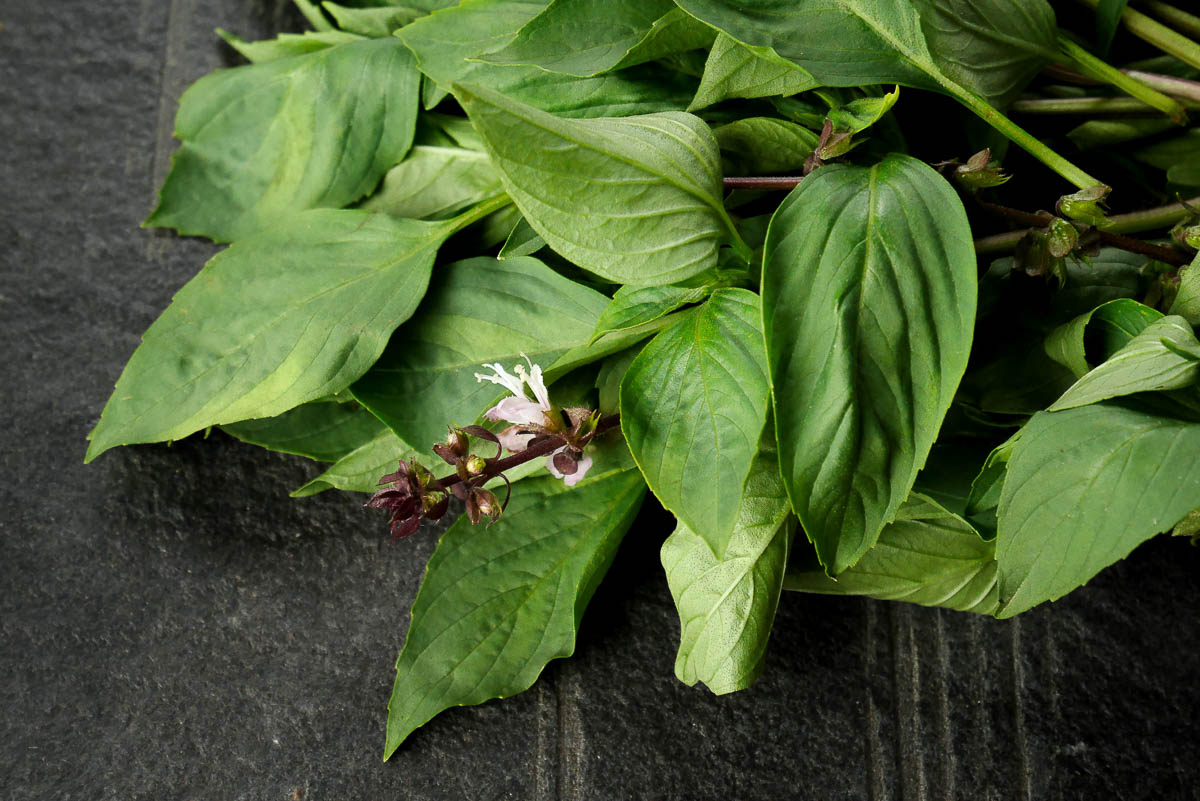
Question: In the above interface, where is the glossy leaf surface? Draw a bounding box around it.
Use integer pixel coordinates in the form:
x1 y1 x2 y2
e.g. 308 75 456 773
621 289 770 554
997 403 1200 617
459 84 741 285
762 155 976 573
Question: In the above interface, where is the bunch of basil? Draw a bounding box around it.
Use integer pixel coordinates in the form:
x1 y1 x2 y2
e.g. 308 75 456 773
86 0 1200 756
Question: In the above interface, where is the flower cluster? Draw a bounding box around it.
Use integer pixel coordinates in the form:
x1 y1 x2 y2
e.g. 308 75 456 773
367 357 606 538
476 356 594 486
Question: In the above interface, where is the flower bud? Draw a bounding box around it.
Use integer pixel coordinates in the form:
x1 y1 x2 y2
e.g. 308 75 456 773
465 454 487 474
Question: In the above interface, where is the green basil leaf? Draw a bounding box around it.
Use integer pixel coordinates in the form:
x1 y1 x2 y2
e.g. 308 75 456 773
1169 256 1200 326
86 209 464 462
910 0 1059 107
358 146 502 220
1134 129 1200 187
621 288 770 554
786 493 998 614
763 155 976 574
688 32 819 112
1096 0 1130 54
677 0 1055 107
397 0 694 116
322 2 422 36
662 439 793 694
384 442 645 757
216 29 364 62
291 426 422 496
481 0 715 77
996 403 1200 617
146 39 420 242
1044 297 1163 378
350 256 608 450
458 83 745 285
1067 117 1174 151
713 117 819 175
590 284 712 345
221 400 389 462
497 217 546 260
1048 315 1200 411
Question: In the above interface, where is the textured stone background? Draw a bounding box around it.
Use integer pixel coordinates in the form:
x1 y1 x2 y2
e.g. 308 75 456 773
2 1 1198 799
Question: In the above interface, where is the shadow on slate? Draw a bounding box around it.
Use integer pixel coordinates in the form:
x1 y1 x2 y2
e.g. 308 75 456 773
1 1 1198 799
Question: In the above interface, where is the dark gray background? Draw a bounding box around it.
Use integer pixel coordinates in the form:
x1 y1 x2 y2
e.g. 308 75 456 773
2 1 1197 798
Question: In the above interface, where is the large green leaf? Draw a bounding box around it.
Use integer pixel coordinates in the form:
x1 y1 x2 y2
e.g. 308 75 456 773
480 0 715 77
762 155 976 574
350 256 608 450
910 0 1059 107
86 209 468 462
687 32 819 111
384 442 645 757
996 403 1200 617
358 146 503 220
322 2 423 36
662 440 793 694
675 0 1055 106
396 0 694 116
221 399 388 462
785 493 998 614
621 289 770 554
458 83 746 286
1049 315 1200 411
146 39 419 242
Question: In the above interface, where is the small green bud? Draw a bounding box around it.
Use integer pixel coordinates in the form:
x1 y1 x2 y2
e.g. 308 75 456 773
1057 185 1111 228
1046 218 1079 259
465 454 487 474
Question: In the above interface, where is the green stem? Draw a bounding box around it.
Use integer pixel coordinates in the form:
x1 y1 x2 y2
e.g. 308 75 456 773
1057 35 1188 123
446 193 513 235
943 79 1105 191
1141 0 1200 41
1011 96 1200 114
974 194 1200 254
1077 0 1200 71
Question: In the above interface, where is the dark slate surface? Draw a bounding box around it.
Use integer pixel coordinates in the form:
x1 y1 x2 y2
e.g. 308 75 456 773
2 2 1198 799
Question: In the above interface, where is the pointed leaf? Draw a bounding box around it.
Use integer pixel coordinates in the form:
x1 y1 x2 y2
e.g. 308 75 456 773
146 39 419 242
322 2 423 36
662 440 793 694
621 289 771 554
458 83 742 286
1049 315 1200 411
688 32 819 111
86 210 455 461
762 155 976 574
384 443 645 756
397 0 694 116
786 493 998 614
216 29 364 63
1169 256 1200 326
351 256 608 450
997 403 1200 617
